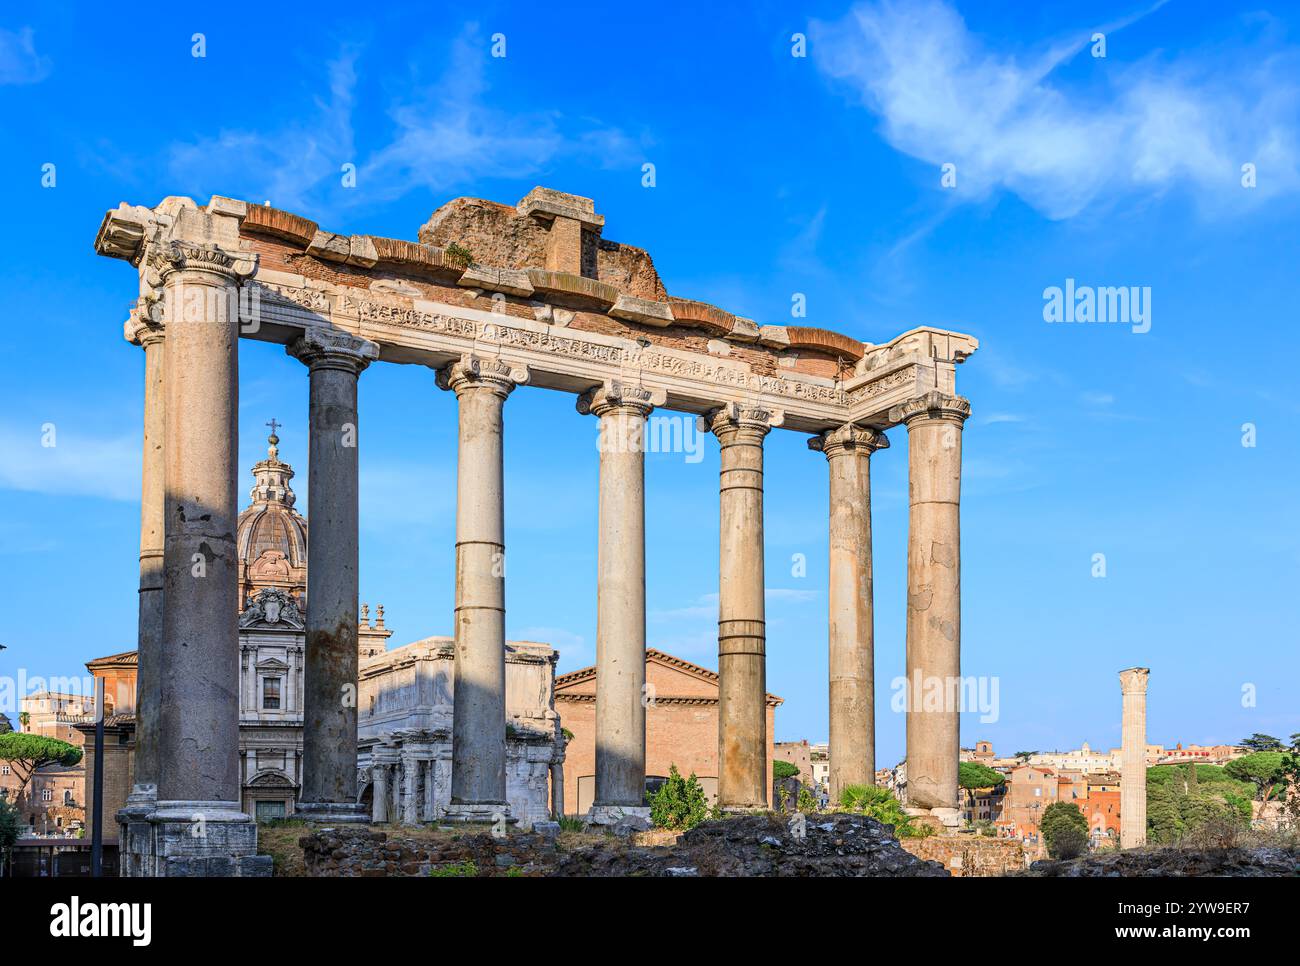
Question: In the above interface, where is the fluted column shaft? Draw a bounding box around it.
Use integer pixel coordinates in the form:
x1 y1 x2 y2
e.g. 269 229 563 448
155 241 255 807
810 424 889 801
289 331 377 813
579 382 662 812
1119 667 1150 848
127 313 165 803
711 404 781 810
891 390 970 811
438 354 525 819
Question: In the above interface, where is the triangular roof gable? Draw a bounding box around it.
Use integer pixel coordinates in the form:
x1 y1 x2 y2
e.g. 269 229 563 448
555 648 781 705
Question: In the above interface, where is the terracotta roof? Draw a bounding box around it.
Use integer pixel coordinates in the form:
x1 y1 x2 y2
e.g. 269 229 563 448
86 650 137 669
556 648 783 706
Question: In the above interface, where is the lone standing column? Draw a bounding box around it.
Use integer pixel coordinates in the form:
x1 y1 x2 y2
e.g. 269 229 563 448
288 330 378 823
578 382 664 822
124 310 165 812
889 390 970 816
371 763 389 824
152 208 263 874
711 403 782 810
1119 667 1150 849
437 354 526 821
809 424 889 801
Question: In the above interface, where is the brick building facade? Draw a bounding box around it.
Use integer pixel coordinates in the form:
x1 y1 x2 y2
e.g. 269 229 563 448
555 649 781 815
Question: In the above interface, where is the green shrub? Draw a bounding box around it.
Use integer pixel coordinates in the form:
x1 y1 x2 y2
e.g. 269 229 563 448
796 785 818 813
773 760 800 781
444 242 474 268
838 784 933 838
1041 802 1089 859
649 765 711 831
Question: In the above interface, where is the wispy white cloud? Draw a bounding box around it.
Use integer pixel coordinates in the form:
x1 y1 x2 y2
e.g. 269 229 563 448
168 25 641 216
812 0 1300 219
0 28 51 85
170 47 360 213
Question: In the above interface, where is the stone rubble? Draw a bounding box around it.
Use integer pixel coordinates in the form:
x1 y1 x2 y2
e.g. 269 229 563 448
551 813 949 877
1026 846 1300 877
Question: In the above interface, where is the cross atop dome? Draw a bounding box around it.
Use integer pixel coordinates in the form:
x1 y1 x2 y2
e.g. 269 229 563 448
266 418 281 458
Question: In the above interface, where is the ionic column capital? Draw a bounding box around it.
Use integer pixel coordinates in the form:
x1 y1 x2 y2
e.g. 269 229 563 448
1119 666 1150 695
809 423 890 460
576 380 665 419
287 328 379 375
148 238 258 284
889 390 971 427
708 403 784 445
124 306 165 348
436 353 528 399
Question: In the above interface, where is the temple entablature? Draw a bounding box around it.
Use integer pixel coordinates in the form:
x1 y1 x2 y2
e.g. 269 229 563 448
95 188 976 433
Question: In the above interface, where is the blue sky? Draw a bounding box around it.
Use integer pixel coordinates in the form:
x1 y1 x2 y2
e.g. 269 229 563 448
1 1 1296 766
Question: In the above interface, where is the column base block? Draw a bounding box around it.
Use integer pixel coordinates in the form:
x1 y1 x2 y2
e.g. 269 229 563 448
903 806 963 830
719 803 770 815
442 801 513 824
586 804 651 826
118 801 270 878
295 801 371 825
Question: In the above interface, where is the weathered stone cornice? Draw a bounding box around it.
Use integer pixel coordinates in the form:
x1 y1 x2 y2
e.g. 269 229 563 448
808 423 890 460
96 191 980 433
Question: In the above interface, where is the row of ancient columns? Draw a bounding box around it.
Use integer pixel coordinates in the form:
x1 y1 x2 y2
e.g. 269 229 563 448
125 244 381 824
126 241 971 825
811 390 970 810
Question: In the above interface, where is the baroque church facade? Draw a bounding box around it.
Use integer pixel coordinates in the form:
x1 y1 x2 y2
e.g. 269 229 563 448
95 427 564 824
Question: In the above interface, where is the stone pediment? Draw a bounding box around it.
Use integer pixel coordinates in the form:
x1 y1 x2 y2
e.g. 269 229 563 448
255 657 290 672
248 770 295 788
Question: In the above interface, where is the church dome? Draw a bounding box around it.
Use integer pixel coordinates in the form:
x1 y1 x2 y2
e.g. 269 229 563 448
237 424 308 607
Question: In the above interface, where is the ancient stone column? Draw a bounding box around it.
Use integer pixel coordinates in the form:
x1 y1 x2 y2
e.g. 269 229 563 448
152 228 262 868
809 424 889 802
371 763 389 823
401 755 419 826
124 310 165 811
710 403 782 810
1119 667 1150 849
288 330 378 823
437 354 526 821
577 381 664 821
550 761 565 817
889 390 970 817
